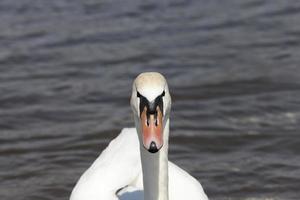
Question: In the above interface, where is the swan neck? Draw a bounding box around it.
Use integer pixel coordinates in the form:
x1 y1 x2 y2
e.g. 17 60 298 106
141 119 169 200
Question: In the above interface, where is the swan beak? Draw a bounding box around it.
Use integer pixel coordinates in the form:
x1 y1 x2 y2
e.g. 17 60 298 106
140 106 163 153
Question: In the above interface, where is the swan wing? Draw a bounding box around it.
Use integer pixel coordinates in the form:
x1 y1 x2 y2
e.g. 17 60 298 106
168 162 209 200
70 128 141 200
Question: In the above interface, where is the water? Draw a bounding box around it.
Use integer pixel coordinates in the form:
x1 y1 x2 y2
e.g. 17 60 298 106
0 0 300 199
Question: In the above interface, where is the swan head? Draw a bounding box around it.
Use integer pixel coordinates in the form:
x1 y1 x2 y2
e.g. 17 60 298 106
131 72 171 153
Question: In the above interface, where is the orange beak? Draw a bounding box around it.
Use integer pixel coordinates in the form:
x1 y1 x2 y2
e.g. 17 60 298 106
140 106 163 153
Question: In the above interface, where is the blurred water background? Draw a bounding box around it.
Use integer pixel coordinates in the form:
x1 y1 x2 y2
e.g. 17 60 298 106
1 0 300 199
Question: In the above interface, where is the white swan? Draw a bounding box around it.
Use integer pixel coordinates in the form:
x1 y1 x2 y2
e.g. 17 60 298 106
70 72 209 200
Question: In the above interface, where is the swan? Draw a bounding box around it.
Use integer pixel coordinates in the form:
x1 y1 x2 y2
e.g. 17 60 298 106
70 72 209 200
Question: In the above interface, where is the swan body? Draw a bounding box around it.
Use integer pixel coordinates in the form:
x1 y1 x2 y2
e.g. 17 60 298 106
70 128 208 200
70 72 208 200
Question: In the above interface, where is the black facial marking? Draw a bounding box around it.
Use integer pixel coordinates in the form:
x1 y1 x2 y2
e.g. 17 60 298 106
137 90 165 118
137 91 142 98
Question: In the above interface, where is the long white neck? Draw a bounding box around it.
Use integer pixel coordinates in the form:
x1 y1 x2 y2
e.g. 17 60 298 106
136 118 170 200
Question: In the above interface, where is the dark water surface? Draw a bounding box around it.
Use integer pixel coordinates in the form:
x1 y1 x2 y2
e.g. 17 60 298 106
1 0 300 199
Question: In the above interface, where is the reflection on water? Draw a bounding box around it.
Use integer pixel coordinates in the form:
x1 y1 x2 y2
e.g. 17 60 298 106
0 0 300 199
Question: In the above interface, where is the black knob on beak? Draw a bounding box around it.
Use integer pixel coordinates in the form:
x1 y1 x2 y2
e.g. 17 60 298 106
148 141 158 153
